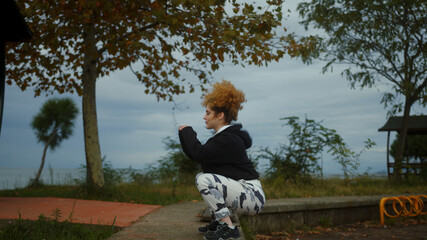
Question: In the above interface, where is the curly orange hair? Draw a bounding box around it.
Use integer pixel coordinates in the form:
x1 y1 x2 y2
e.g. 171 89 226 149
202 80 246 123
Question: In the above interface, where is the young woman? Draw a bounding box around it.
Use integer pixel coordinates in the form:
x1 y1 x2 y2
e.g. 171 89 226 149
178 80 265 240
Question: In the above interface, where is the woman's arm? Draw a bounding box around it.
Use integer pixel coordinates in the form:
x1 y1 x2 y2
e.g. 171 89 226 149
180 128 244 164
178 126 200 162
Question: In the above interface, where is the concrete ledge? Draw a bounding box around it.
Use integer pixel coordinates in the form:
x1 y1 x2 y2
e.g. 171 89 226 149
240 194 427 234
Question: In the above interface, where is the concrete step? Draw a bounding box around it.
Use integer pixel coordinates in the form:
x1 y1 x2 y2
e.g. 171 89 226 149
240 194 427 234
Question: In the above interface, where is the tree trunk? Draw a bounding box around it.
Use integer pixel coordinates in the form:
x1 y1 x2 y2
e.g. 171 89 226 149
82 20 104 189
391 96 412 182
32 132 56 187
0 40 5 135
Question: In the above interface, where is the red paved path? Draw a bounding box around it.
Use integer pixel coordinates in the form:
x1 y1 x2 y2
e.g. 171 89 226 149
0 197 162 227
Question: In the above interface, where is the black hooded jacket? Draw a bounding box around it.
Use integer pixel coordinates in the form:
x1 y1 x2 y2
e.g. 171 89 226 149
179 124 259 180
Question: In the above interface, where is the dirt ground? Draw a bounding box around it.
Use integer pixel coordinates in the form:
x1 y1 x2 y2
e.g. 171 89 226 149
255 219 427 240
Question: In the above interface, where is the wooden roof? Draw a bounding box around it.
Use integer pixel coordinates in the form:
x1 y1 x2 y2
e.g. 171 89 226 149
378 115 427 134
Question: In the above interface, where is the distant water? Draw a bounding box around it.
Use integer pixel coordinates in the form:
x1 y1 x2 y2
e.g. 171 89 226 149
0 168 84 190
0 168 388 191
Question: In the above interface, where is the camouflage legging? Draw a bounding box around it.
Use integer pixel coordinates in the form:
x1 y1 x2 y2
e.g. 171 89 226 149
196 173 266 220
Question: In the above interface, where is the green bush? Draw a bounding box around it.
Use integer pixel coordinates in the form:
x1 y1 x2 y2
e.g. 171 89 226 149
141 137 201 185
78 155 143 187
257 116 375 184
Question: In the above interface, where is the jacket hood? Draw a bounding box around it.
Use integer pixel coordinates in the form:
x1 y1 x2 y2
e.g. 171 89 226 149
227 124 252 149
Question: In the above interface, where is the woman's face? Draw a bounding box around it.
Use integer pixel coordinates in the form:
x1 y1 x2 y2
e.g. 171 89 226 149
203 106 224 132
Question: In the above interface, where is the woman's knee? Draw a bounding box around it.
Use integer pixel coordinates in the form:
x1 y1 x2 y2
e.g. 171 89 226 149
195 172 203 183
195 173 212 189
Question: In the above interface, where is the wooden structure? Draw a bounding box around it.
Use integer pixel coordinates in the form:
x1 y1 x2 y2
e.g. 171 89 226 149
1 0 33 135
378 115 427 179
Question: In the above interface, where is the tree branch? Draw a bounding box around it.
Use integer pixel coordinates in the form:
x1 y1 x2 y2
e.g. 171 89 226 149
98 21 161 55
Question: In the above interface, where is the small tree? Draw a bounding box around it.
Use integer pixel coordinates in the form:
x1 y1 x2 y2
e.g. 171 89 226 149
30 98 79 187
259 116 375 183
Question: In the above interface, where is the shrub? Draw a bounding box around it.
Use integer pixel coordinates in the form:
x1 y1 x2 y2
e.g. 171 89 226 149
257 116 375 183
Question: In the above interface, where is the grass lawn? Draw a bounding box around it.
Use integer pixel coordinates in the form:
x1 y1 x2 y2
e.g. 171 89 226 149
0 218 121 240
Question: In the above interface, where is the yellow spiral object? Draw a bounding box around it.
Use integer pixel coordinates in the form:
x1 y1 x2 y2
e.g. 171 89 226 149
379 195 427 224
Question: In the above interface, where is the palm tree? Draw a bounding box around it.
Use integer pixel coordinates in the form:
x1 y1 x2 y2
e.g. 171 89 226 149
30 97 78 187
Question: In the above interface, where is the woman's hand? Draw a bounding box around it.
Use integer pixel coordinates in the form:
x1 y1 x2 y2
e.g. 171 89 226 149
179 125 189 131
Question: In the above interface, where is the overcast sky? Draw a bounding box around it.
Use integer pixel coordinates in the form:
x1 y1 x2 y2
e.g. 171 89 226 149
1 2 425 175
